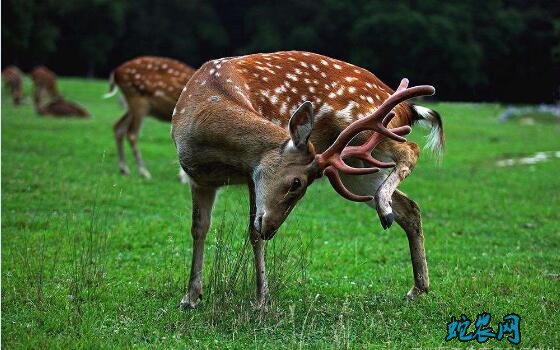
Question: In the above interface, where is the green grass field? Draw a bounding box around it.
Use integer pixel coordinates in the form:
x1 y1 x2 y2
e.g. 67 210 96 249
2 78 559 348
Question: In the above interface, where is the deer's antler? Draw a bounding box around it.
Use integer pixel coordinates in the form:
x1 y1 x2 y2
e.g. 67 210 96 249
315 78 435 202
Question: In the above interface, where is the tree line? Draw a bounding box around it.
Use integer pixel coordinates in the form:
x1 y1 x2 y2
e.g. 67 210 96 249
3 0 559 103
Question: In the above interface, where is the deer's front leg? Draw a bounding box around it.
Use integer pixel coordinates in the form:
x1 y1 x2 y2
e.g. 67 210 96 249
180 183 216 309
392 190 429 299
374 141 419 228
249 183 269 309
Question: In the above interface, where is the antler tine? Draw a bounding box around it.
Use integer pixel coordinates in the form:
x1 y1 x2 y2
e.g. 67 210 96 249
324 166 373 202
315 78 435 202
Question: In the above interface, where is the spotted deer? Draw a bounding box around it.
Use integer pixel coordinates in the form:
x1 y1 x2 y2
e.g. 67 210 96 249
104 56 196 180
172 51 444 309
2 65 24 105
31 66 61 108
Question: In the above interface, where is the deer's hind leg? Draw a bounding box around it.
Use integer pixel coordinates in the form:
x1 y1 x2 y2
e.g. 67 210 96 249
373 141 420 228
113 111 133 175
180 182 217 309
126 98 151 179
392 190 429 298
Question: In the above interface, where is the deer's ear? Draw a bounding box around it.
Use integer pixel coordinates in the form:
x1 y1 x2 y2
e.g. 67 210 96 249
288 101 314 149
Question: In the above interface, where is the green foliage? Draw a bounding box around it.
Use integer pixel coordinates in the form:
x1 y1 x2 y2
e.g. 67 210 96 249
2 0 559 102
2 78 560 347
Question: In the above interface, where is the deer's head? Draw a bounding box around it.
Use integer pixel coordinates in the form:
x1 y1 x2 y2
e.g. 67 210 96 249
252 102 321 239
251 79 435 240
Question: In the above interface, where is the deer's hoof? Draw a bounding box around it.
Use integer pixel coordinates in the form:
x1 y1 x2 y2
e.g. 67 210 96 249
179 295 199 310
404 285 428 300
138 168 152 180
380 212 394 229
119 165 131 176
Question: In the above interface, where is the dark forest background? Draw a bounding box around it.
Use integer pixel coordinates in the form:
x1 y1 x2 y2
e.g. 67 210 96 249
2 0 559 103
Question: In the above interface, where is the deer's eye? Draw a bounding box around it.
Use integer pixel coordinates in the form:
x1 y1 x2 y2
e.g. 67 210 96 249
289 178 302 192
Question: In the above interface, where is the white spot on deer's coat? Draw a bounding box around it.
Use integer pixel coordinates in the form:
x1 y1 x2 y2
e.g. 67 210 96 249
366 96 374 103
135 74 141 79
328 92 337 99
291 87 298 94
300 62 308 68
275 86 287 94
286 73 298 81
309 86 316 93
335 101 357 122
311 64 319 71
336 87 344 95
182 86 187 92
270 95 278 104
280 102 288 115
348 87 356 93
321 72 327 78
366 82 373 89
333 64 342 70
345 77 357 82
262 76 269 82
320 60 328 66
295 68 302 75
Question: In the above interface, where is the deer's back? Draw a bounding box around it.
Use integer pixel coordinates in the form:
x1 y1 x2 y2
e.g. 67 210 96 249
114 56 196 120
2 66 23 86
31 66 57 89
175 51 413 153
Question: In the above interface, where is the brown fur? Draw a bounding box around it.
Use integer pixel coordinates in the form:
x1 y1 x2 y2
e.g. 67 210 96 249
37 99 89 118
172 51 440 307
109 56 196 178
31 66 60 108
2 65 24 105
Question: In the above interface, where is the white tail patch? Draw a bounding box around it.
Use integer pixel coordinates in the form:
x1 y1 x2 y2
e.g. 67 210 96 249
412 105 444 160
103 72 118 99
103 89 118 99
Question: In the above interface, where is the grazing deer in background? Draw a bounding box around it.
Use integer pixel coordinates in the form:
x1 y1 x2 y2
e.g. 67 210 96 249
2 65 24 105
31 66 61 108
104 56 196 180
172 51 444 309
37 99 89 118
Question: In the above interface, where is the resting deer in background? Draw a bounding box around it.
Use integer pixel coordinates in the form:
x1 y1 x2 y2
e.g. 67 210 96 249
172 51 444 309
37 99 89 118
31 66 61 108
104 56 196 180
2 65 24 105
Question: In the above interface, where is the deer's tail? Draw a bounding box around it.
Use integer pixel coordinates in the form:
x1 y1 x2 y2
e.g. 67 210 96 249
103 71 118 99
411 104 445 161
